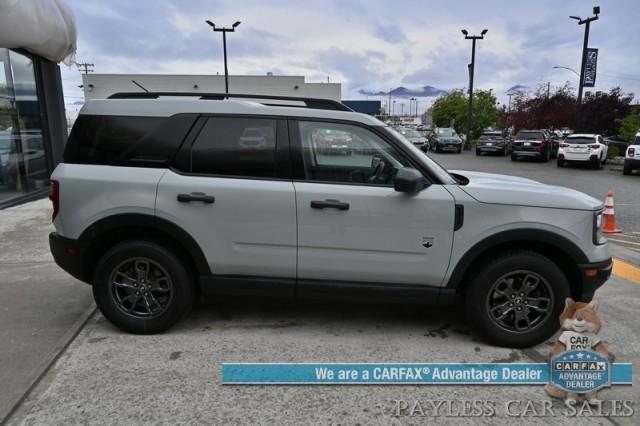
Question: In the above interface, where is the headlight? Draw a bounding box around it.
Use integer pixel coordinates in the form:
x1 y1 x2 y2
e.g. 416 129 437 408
593 211 606 245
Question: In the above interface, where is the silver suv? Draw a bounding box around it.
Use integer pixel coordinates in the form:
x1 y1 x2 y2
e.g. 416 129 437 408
49 93 612 347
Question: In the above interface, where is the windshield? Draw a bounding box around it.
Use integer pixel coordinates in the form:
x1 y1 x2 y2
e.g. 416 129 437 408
515 131 543 140
385 127 457 184
436 128 457 137
397 128 422 138
566 137 594 145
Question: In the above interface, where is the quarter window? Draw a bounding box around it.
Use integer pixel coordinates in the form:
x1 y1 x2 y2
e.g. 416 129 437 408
298 121 409 185
188 118 277 178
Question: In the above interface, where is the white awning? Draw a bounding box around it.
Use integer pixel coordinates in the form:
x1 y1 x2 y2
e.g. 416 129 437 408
0 0 77 64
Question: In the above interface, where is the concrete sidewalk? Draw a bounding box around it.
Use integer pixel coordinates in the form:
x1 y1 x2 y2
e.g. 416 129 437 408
0 199 94 423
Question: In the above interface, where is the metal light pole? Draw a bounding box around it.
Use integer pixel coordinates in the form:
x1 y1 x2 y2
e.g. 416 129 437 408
552 65 580 77
206 20 241 94
461 29 487 148
569 6 599 104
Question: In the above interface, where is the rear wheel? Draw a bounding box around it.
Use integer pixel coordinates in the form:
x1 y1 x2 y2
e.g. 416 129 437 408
510 153 517 161
476 149 481 156
93 240 195 334
623 164 632 175
464 250 569 347
557 159 564 167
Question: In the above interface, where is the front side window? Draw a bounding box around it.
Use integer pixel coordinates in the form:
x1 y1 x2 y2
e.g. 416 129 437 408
189 117 277 178
298 121 408 185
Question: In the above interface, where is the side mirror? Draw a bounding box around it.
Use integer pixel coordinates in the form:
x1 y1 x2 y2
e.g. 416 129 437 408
394 167 427 193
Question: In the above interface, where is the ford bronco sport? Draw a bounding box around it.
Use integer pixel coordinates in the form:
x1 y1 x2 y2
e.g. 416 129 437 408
49 93 612 347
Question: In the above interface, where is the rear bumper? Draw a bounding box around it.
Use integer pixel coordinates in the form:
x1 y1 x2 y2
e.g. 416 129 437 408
559 152 600 162
624 158 640 169
576 258 612 301
49 232 88 283
477 145 504 152
512 149 543 157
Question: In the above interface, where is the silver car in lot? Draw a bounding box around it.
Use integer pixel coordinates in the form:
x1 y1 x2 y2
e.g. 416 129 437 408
49 93 611 348
394 127 429 152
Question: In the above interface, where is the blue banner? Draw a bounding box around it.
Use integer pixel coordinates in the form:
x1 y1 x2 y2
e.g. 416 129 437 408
222 363 632 385
583 47 598 87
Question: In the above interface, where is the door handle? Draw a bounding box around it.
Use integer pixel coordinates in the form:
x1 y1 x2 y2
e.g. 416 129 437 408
177 192 215 204
310 199 349 211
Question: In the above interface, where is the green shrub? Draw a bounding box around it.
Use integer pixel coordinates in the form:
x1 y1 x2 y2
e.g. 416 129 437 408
607 146 620 159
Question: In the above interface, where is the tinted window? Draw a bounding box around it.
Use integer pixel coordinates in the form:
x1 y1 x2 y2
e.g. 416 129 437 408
64 114 196 167
298 121 409 185
515 131 543 140
188 117 277 178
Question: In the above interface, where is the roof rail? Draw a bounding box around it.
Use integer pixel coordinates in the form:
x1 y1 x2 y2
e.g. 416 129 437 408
106 92 353 112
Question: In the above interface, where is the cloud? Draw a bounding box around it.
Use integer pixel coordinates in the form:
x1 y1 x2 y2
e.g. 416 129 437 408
373 22 407 44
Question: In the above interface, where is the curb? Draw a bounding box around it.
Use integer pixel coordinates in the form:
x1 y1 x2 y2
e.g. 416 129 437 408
1 303 97 425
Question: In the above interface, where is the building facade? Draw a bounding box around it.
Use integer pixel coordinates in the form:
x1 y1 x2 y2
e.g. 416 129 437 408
82 74 341 101
0 48 67 207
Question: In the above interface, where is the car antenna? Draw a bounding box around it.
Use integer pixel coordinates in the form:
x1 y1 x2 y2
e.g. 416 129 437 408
131 79 149 93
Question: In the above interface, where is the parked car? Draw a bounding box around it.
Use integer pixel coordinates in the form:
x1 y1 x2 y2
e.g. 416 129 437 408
431 127 462 153
623 132 640 175
476 131 510 156
314 129 352 155
557 134 608 169
49 92 611 347
395 127 429 152
511 130 557 162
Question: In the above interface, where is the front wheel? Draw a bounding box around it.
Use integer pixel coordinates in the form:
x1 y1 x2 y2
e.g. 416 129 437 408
464 250 569 347
93 240 195 334
510 153 517 161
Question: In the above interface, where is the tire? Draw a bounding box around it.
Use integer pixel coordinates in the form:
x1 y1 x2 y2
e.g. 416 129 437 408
510 153 517 161
501 148 506 156
541 149 550 162
457 147 462 154
623 164 631 175
557 160 563 168
476 149 480 156
464 250 569 347
435 145 440 153
93 240 195 334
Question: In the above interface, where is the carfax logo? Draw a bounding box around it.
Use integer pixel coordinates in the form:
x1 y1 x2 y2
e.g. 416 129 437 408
550 350 610 393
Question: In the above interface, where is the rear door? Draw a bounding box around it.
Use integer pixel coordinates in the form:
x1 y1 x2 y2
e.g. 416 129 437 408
155 116 297 294
290 119 456 290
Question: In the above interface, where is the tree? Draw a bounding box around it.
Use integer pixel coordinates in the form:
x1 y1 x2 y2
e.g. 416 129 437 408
506 83 577 131
577 87 634 135
617 112 640 141
431 89 498 141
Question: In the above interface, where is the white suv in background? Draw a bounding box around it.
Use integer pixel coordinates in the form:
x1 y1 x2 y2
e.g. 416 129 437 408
557 134 608 169
48 93 612 347
623 132 640 175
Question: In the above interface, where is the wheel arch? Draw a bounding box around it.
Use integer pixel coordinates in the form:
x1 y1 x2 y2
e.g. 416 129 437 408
446 229 588 299
78 213 211 284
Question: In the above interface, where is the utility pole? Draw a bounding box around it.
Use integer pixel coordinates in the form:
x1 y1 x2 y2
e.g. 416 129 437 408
76 62 94 74
570 6 600 104
388 88 392 120
206 20 241 94
461 29 487 148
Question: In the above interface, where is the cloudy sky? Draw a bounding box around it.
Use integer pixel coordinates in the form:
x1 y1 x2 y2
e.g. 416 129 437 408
61 0 640 114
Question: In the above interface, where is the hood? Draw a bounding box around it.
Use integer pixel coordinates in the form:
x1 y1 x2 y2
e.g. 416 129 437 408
450 170 602 211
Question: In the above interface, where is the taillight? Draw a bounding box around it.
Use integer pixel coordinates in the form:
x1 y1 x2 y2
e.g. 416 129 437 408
560 143 569 148
539 140 546 146
590 144 600 149
629 147 636 156
49 180 59 221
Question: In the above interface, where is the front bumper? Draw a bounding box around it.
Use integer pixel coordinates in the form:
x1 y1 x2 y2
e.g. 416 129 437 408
576 258 612 301
49 232 88 283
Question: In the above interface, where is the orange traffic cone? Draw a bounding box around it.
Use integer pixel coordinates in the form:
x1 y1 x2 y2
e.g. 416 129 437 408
602 190 621 234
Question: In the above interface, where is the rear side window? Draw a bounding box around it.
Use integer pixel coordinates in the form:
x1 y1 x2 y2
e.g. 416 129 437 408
185 117 277 178
64 114 196 167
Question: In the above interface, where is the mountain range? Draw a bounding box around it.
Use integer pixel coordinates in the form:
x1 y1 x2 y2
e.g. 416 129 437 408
358 85 449 98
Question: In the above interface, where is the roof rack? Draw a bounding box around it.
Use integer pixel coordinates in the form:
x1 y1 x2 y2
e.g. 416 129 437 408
106 92 353 112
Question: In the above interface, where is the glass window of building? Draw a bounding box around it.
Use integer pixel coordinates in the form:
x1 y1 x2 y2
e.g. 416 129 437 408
0 48 49 204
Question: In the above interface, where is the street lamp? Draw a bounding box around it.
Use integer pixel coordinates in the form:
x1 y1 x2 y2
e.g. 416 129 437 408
461 28 487 148
569 6 600 104
552 65 580 77
206 20 241 94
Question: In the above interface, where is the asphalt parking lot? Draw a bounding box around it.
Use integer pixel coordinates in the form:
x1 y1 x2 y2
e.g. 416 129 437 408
4 153 640 425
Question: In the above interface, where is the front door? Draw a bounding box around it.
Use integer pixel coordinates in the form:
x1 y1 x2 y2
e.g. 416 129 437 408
291 120 456 288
